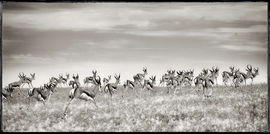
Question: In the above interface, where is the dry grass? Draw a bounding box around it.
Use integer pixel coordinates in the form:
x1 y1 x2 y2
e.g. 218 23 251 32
2 83 268 132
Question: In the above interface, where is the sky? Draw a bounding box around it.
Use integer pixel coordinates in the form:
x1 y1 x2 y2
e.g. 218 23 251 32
2 2 268 87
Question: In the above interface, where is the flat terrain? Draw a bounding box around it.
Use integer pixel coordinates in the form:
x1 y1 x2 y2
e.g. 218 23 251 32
2 84 268 132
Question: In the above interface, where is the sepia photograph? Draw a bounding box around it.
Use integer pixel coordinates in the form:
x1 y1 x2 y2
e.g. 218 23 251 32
1 2 268 132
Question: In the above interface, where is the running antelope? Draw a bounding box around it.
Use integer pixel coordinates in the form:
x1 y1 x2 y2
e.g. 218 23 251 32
222 66 235 86
133 67 147 87
104 74 121 97
63 74 100 117
27 82 57 106
7 73 30 96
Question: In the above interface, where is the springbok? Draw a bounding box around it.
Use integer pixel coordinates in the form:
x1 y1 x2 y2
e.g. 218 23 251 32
194 69 209 95
203 70 216 97
7 73 30 96
104 74 121 97
27 82 57 106
63 74 101 117
232 68 243 88
133 67 147 87
238 65 259 86
194 73 204 91
222 66 235 86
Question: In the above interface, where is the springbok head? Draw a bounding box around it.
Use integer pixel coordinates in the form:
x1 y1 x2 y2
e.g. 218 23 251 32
143 67 148 75
215 67 219 73
159 78 163 84
211 66 215 72
184 70 189 75
73 74 79 81
66 74 70 79
44 83 52 92
18 72 26 80
150 75 156 85
233 69 240 76
108 75 111 80
59 74 63 79
92 70 97 77
246 65 253 73
177 70 183 76
171 70 175 75
168 69 175 76
202 68 208 75
30 73 35 80
190 69 194 75
94 76 102 90
229 66 235 73
253 67 259 76
114 74 121 84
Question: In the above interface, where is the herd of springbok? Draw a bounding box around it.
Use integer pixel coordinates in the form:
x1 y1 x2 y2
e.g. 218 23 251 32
2 65 259 116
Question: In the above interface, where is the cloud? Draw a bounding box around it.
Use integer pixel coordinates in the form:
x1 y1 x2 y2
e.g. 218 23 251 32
3 3 267 31
219 45 266 52
4 54 67 64
216 25 267 33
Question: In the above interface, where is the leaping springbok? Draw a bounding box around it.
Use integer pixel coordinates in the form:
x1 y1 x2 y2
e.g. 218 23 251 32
63 74 101 117
7 73 27 96
27 82 57 106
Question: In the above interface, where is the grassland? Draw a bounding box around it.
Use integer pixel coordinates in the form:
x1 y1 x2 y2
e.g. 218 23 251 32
2 84 268 132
